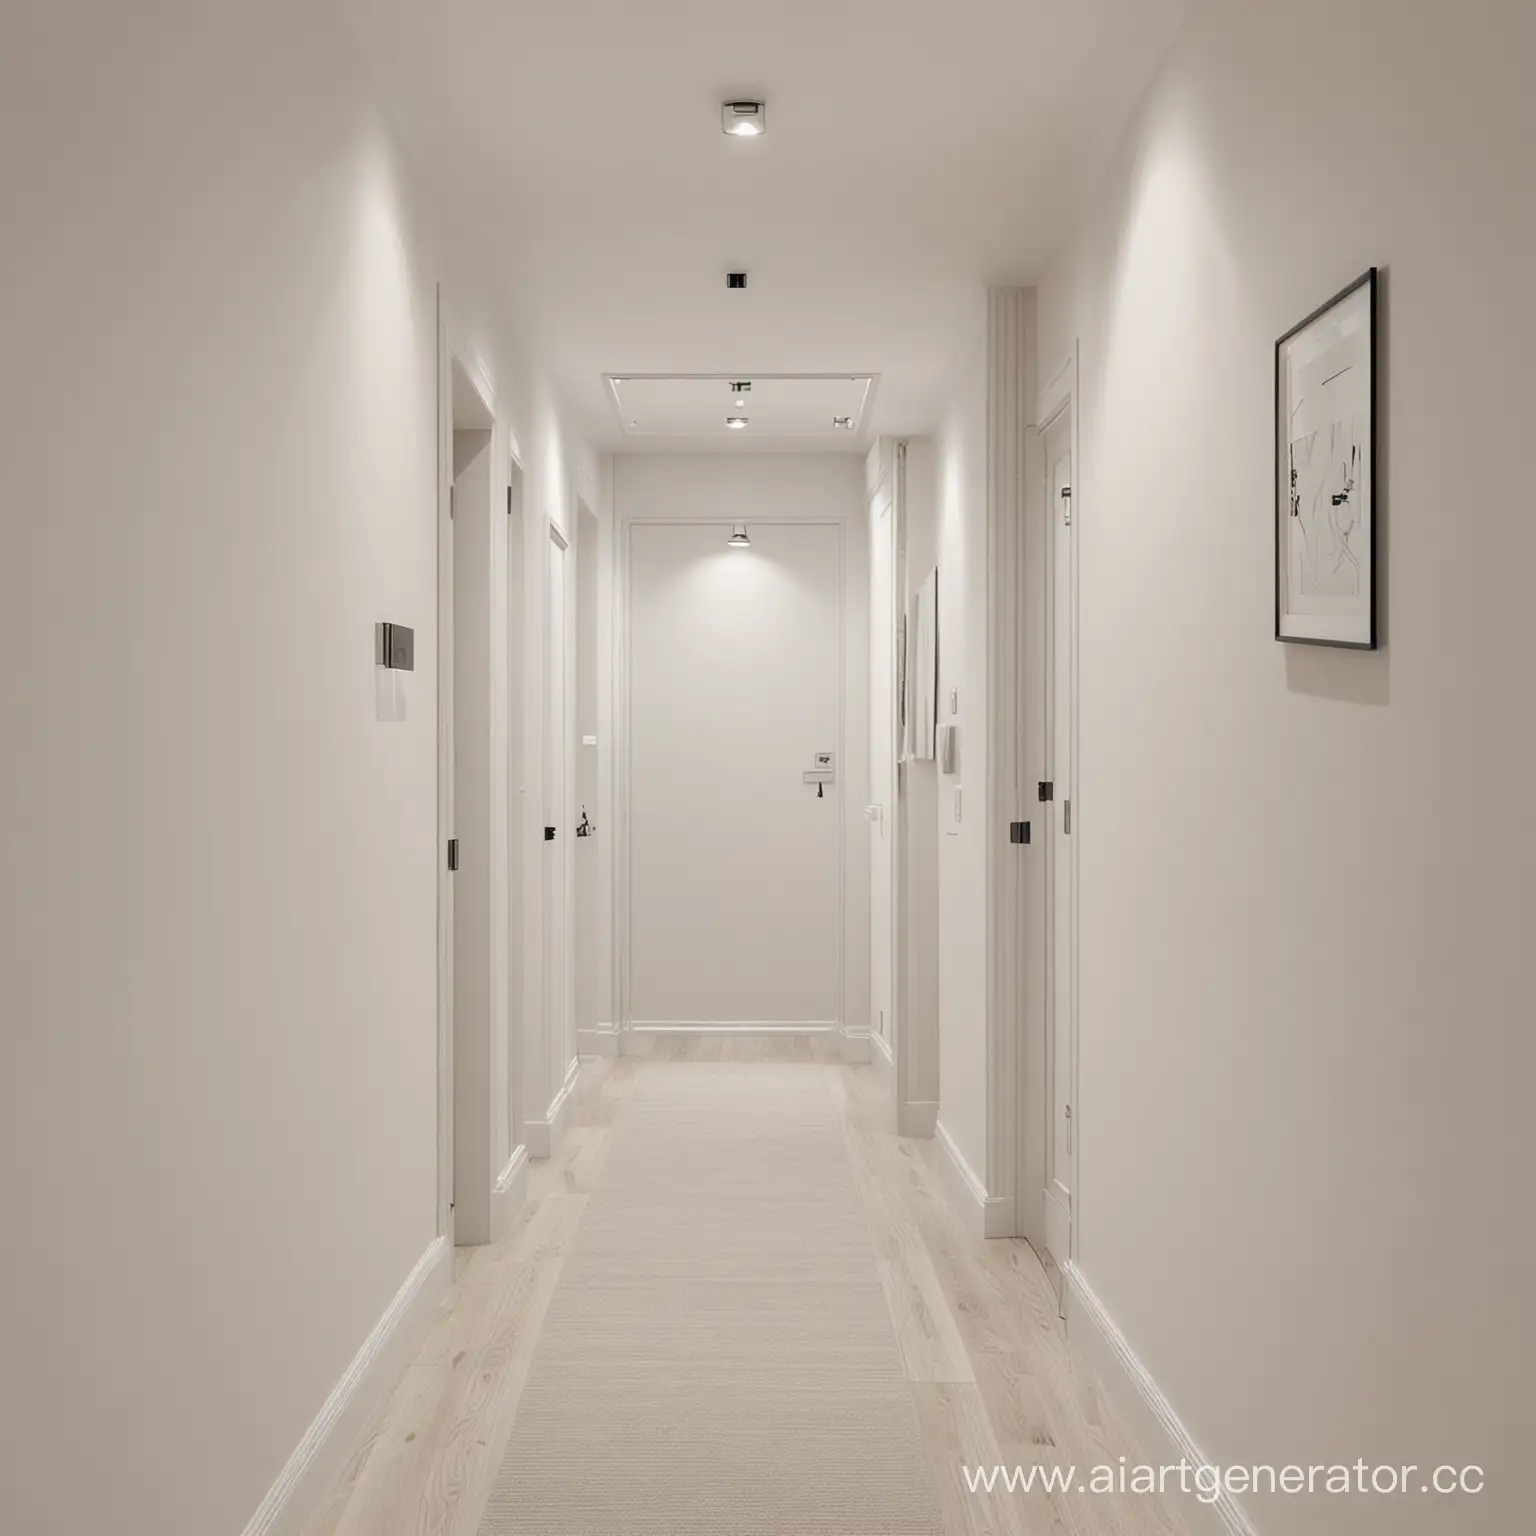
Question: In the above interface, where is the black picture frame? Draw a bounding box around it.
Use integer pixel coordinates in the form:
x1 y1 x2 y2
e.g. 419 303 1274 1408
1274 267 1378 650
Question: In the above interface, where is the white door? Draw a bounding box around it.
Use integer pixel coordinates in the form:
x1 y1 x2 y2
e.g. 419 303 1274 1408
628 521 843 1030
868 491 896 1052
1043 410 1076 1273
544 528 570 1097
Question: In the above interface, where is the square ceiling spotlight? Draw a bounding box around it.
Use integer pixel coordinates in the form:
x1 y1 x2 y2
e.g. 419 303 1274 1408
721 100 766 137
606 375 876 440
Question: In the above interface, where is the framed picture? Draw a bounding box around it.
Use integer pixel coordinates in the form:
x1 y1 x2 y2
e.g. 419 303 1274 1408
1275 268 1378 649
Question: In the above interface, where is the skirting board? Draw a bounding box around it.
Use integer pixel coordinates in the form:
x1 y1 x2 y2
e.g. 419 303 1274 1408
1064 1263 1260 1536
490 1145 529 1238
934 1120 1016 1239
840 1029 872 1064
576 1024 620 1058
525 1055 582 1161
239 1235 451 1536
869 1028 894 1073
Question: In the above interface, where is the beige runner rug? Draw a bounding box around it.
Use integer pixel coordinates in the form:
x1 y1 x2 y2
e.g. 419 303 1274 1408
479 1062 944 1534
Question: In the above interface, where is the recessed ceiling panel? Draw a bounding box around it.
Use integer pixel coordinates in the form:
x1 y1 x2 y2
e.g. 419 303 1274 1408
607 375 874 440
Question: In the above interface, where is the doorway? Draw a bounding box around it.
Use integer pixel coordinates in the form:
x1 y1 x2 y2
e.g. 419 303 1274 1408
448 356 500 1244
624 520 844 1033
1040 397 1077 1295
573 500 604 1053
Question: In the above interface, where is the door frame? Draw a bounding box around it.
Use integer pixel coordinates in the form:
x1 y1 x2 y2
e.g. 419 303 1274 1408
436 291 504 1247
612 515 850 1046
540 521 573 1131
1019 344 1082 1272
867 443 902 1087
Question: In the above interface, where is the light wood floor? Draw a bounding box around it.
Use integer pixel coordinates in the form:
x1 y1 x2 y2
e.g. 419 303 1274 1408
307 1037 1188 1536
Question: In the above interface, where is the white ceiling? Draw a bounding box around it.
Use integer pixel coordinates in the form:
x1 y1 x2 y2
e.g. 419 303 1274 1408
341 0 1187 451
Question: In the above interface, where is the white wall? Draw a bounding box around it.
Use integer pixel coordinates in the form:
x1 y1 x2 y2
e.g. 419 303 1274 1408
610 455 870 1049
0 4 594 1533
1038 2 1532 1530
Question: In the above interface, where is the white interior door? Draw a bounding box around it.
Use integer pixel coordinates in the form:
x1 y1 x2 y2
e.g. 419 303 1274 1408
868 491 895 1050
628 521 843 1030
1043 410 1075 1271
544 528 569 1097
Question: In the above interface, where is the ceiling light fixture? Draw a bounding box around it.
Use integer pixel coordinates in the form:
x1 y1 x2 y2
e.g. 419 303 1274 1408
726 416 748 429
727 524 752 549
722 100 766 137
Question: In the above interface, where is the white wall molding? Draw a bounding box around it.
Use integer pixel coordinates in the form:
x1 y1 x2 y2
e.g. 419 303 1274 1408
576 1024 621 1057
935 1120 1015 1239
526 1054 582 1160
1065 1264 1259 1536
240 1236 451 1536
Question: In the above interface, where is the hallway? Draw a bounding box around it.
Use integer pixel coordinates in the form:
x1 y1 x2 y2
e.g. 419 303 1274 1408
308 1046 1184 1536
4 4 1530 1534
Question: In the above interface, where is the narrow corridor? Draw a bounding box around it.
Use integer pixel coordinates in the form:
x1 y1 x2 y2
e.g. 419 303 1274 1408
309 1045 1186 1536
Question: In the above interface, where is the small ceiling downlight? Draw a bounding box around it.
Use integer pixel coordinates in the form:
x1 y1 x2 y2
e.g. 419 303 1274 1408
727 524 752 549
725 416 749 430
722 100 766 137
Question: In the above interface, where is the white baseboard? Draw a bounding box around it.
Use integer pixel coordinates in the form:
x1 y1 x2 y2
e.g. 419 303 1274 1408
934 1119 1016 1238
897 1099 938 1139
576 1024 620 1058
489 1144 528 1238
1065 1264 1260 1536
526 1055 582 1160
869 1028 894 1072
840 1029 872 1063
240 1235 451 1536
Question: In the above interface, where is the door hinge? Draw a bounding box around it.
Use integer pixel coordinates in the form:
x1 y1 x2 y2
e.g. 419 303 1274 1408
1061 485 1072 526
1065 1102 1072 1152
1009 821 1031 845
544 825 557 842
1038 781 1054 802
447 838 459 871
1063 800 1072 835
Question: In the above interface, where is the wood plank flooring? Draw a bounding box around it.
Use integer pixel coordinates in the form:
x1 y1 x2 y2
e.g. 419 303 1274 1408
306 1038 1189 1536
